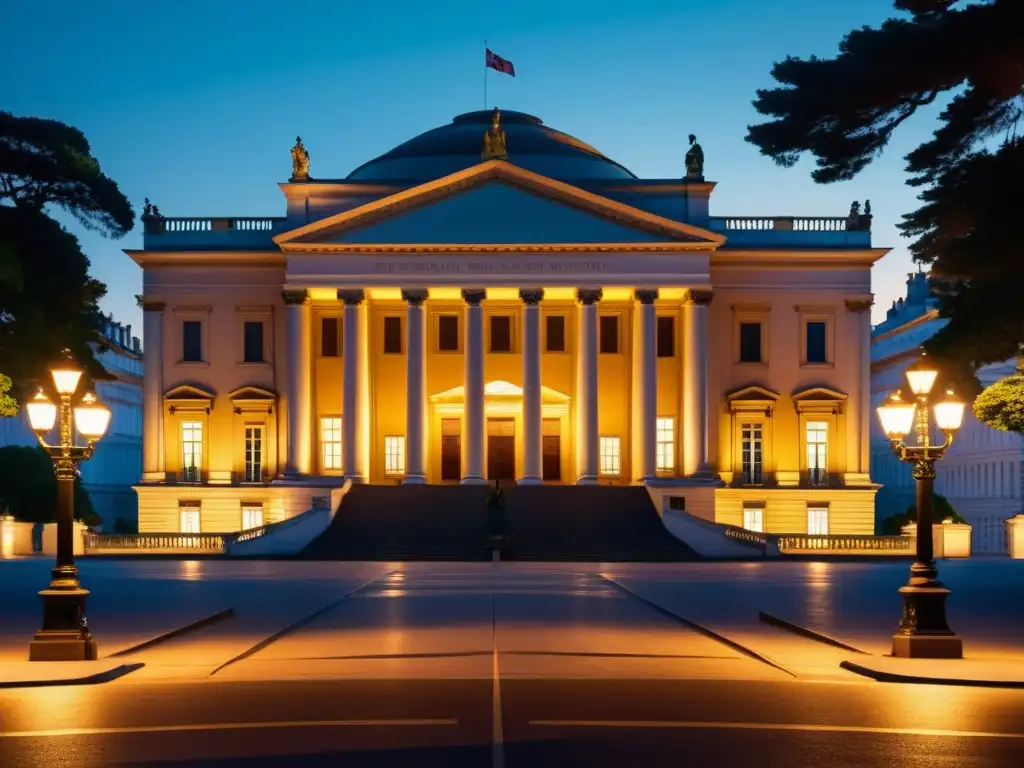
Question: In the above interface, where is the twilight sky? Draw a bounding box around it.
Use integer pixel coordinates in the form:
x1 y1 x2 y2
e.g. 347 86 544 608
2 0 941 341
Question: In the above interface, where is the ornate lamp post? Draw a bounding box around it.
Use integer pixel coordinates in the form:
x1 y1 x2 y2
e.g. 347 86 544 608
23 351 111 661
876 354 966 659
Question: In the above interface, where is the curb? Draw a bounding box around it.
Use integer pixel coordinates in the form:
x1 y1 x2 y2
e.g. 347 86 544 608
0 662 144 690
758 612 868 654
107 608 235 657
840 660 1024 689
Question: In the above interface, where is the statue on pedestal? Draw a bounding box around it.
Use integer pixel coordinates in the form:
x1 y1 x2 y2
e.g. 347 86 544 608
290 136 310 182
481 108 508 160
685 134 704 180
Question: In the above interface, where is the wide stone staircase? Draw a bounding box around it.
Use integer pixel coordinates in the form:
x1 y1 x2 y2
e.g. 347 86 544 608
300 484 700 562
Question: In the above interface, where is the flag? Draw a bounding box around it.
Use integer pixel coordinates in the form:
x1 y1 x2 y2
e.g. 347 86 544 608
486 48 515 77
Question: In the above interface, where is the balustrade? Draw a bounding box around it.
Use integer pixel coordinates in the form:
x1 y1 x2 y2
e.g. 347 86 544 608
83 532 227 552
146 217 284 235
776 534 912 554
710 216 850 232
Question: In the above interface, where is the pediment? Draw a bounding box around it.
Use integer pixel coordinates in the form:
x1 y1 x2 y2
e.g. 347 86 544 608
164 384 215 402
228 386 278 401
793 386 847 414
275 160 724 250
726 385 780 415
431 380 570 403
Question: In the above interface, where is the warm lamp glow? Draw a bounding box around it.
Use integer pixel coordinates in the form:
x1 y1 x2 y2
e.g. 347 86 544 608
25 390 57 433
933 389 966 432
73 392 111 439
904 354 938 396
50 351 84 396
877 391 915 440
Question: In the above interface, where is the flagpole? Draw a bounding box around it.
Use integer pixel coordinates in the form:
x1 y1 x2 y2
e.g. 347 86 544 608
483 40 488 110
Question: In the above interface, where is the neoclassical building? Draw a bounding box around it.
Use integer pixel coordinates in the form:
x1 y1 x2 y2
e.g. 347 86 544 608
132 109 884 535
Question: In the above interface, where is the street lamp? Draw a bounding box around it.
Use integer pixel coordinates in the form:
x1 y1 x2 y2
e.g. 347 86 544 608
23 350 111 661
876 353 966 659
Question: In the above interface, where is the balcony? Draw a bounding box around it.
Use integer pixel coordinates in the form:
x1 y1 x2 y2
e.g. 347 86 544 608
708 216 872 248
142 216 289 250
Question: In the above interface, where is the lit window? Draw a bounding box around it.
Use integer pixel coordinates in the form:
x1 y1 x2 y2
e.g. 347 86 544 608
743 507 764 532
179 503 200 533
385 436 406 475
599 436 621 476
656 417 674 473
806 421 828 486
242 505 264 530
741 423 763 485
244 425 263 482
807 507 829 535
181 421 203 483
321 417 343 471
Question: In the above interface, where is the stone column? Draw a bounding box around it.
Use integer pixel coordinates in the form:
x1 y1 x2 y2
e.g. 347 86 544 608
403 289 429 484
576 289 602 484
845 296 874 485
520 289 545 485
283 289 312 477
461 289 487 484
141 299 165 482
338 289 366 483
636 289 659 482
682 289 713 476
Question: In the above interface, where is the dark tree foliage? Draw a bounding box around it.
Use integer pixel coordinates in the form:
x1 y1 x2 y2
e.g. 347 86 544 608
746 0 1024 393
0 111 133 399
0 445 99 527
880 492 965 534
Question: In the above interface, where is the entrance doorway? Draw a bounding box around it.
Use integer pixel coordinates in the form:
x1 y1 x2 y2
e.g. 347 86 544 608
542 418 561 481
487 418 515 482
441 418 461 481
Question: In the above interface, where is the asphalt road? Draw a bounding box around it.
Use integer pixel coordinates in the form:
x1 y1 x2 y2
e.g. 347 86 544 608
2 676 1024 767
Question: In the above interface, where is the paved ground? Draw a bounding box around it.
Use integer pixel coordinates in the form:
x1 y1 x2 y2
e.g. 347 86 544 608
0 557 1023 766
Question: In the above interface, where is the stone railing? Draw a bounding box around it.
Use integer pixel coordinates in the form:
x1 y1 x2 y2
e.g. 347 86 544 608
144 216 285 235
712 216 854 232
776 534 912 555
83 532 229 554
723 526 770 548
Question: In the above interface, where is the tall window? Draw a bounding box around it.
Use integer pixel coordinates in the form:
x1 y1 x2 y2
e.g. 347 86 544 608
656 417 674 473
438 315 460 352
243 321 264 363
807 507 829 535
182 321 203 362
599 315 619 354
383 316 402 354
490 316 512 352
805 321 827 364
385 436 406 475
741 423 763 485
179 503 201 533
244 425 263 482
321 417 342 471
242 505 264 530
739 322 762 363
181 421 203 483
321 317 340 357
545 315 566 352
743 507 764 532
806 421 828 486
599 436 621 476
657 316 675 358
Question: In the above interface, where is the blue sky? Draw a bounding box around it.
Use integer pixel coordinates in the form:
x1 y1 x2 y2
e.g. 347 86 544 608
2 0 941 338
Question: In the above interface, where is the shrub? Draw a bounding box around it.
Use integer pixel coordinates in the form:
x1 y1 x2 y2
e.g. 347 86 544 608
974 373 1024 433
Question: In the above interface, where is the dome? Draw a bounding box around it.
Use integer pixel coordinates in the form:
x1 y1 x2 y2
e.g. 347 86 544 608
346 110 636 182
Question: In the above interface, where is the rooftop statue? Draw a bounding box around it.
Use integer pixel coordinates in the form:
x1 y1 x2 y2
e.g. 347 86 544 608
685 134 704 180
291 136 310 182
481 108 508 160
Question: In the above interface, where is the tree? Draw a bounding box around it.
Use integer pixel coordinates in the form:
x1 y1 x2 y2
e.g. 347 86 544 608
0 373 16 417
746 0 1024 395
0 445 99 527
880 492 967 534
973 372 1024 432
0 111 134 404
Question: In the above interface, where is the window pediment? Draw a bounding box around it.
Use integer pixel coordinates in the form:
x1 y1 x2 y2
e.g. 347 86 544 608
793 386 847 414
228 386 277 414
165 384 215 414
727 384 780 415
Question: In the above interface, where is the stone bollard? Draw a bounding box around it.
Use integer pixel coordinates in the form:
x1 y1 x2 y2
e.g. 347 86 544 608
41 522 88 556
933 520 972 558
1007 514 1024 559
0 516 36 557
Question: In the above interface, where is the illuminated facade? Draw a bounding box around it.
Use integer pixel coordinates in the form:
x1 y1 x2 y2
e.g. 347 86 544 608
132 109 883 535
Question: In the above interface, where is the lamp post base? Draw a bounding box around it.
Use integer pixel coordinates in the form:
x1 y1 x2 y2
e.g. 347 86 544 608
891 583 963 659
28 585 98 662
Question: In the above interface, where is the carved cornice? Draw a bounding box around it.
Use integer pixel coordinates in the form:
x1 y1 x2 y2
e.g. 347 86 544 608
337 288 365 305
462 289 487 305
685 289 714 306
844 297 874 313
282 288 309 306
279 242 711 254
402 288 429 305
519 289 545 305
635 289 659 304
141 299 165 312
576 288 604 305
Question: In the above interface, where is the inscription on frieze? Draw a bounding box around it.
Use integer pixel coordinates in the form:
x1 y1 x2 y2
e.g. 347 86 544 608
374 260 611 274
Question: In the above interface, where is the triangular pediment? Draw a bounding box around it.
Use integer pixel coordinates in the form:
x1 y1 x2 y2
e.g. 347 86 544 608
792 386 847 402
727 385 780 403
164 384 215 401
275 160 724 249
227 386 278 401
